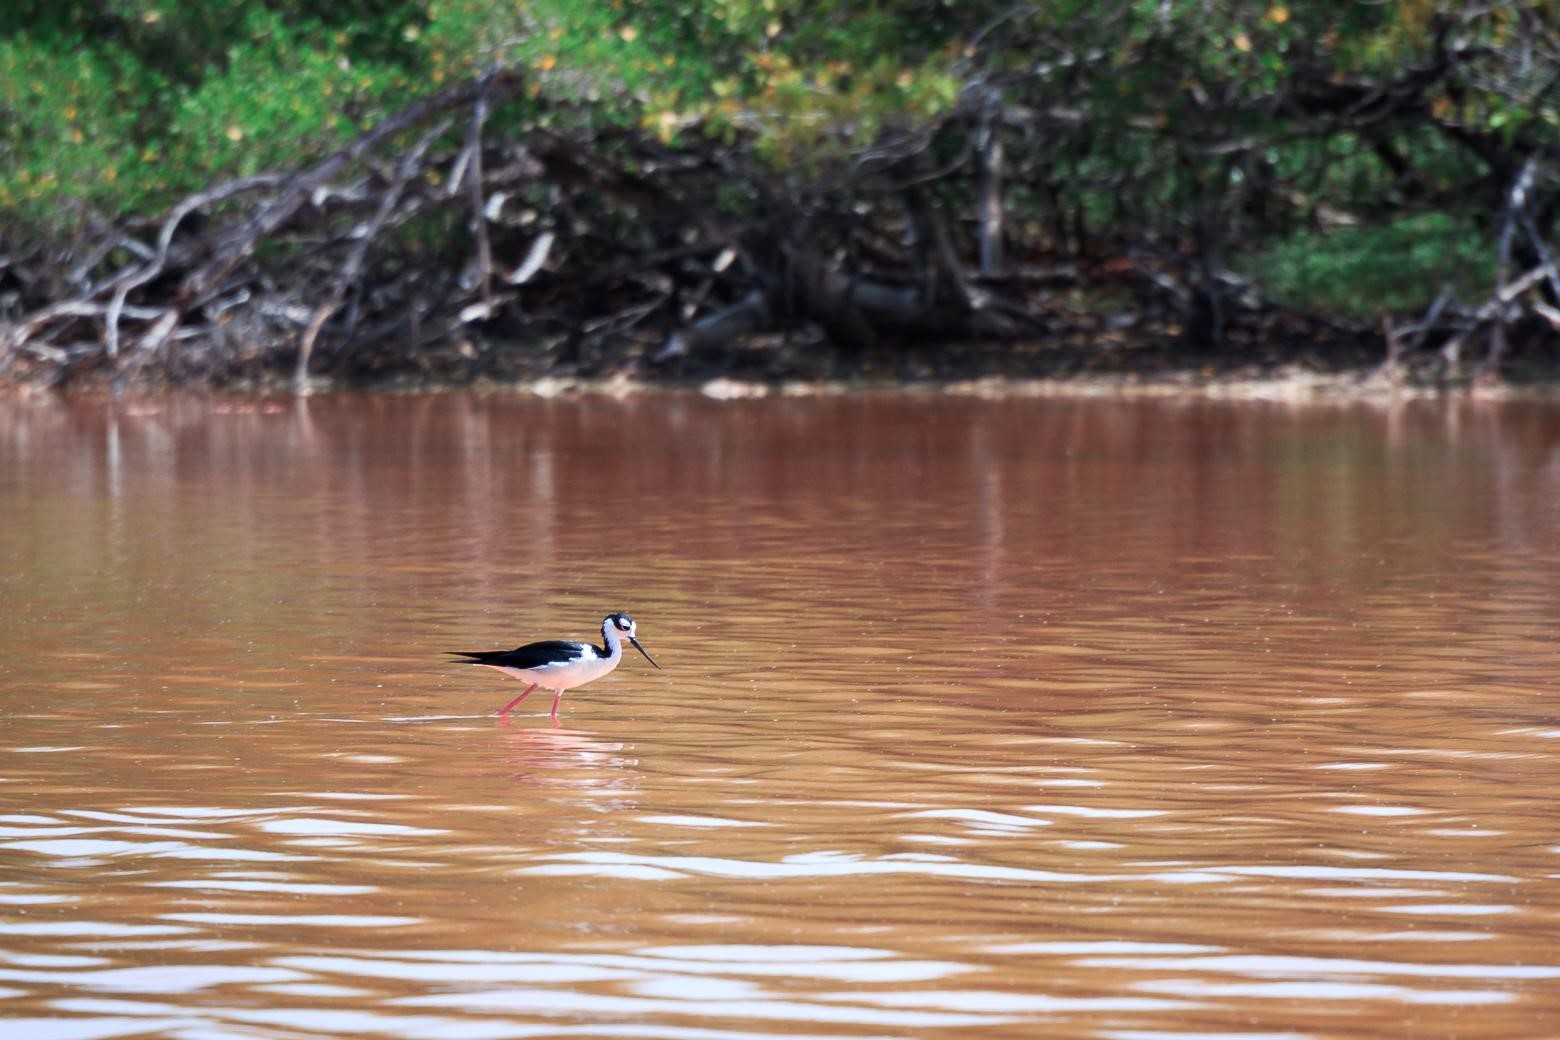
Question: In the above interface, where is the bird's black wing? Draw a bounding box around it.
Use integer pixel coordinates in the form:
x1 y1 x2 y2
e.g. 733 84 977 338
446 640 586 670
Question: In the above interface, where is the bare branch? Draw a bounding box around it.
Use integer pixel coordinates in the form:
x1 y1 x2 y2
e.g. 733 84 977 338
294 119 452 389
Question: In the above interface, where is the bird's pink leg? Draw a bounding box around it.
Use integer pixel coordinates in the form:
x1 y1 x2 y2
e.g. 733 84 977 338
549 689 564 724
497 683 539 717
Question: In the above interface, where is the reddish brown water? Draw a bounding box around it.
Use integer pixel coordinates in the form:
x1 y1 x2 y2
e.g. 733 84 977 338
1 392 1558 1040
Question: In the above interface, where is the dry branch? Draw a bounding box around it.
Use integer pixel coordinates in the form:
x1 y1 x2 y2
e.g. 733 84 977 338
294 119 451 388
2 70 528 386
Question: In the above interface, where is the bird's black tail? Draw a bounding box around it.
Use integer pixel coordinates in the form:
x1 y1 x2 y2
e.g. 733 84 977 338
446 651 507 664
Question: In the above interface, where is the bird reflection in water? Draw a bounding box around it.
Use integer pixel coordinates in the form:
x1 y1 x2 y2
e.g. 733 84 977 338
492 723 638 795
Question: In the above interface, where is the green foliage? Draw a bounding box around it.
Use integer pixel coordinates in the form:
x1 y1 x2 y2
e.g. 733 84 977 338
1237 214 1494 319
0 1 459 225
492 0 978 161
1 0 1554 330
0 0 998 225
0 35 151 215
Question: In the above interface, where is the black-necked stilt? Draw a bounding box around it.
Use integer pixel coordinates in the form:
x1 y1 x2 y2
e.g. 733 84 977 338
448 613 660 722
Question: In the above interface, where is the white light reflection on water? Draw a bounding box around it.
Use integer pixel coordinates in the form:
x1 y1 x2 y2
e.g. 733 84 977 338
279 946 972 984
51 997 903 1040
2 1018 197 1040
256 817 448 836
0 923 188 938
520 850 1316 885
0 964 304 992
161 913 421 927
1080 954 1560 980
143 879 378 894
4 839 304 862
397 987 1021 1029
1137 979 1513 1004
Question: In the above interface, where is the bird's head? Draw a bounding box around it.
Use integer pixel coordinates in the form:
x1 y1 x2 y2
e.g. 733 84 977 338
605 612 660 669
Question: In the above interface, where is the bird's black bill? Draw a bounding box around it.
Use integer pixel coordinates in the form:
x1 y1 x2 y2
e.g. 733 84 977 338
630 636 661 669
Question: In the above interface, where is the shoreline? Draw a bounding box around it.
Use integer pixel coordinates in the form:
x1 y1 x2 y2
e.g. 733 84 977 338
7 355 1560 404
508 369 1560 402
304 356 1560 402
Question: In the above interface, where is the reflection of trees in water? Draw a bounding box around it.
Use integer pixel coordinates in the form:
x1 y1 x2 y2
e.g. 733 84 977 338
3 393 1556 674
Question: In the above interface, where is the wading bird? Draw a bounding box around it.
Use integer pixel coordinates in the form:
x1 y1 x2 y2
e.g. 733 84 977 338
449 612 660 722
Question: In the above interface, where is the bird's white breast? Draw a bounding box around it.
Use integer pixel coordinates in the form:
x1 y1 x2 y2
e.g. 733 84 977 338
495 647 619 691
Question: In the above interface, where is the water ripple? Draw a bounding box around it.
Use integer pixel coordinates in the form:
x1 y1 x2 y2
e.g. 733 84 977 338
4 393 1559 1039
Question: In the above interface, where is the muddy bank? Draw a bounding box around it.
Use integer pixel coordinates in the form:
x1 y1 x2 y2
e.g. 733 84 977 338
297 327 1560 400
7 314 1559 401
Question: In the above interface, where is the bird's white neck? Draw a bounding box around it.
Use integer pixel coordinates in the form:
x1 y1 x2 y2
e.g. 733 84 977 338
599 622 623 662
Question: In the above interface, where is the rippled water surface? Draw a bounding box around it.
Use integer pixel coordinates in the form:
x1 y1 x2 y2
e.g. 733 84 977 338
2 392 1558 1040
